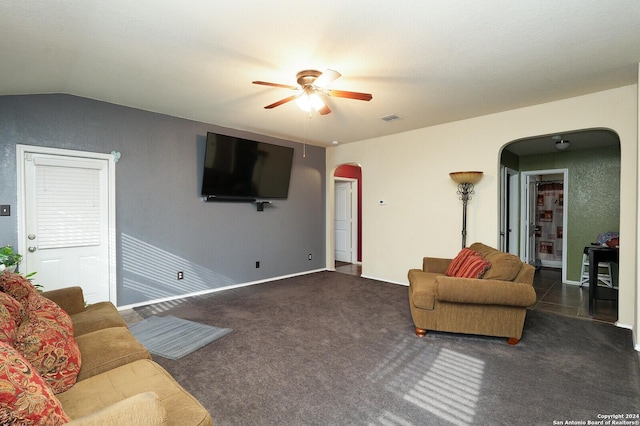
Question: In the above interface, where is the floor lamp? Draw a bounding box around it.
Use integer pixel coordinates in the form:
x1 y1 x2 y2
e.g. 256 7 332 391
450 171 483 249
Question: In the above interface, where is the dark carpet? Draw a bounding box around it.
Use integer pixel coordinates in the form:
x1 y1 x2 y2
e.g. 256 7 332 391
134 271 640 426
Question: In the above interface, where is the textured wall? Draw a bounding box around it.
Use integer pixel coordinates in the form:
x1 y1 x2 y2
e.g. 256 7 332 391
519 145 621 282
0 94 326 306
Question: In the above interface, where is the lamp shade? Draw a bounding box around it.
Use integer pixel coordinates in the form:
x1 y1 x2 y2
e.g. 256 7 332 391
449 171 483 184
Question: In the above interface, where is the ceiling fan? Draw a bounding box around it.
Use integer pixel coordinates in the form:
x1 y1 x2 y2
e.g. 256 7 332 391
252 69 372 115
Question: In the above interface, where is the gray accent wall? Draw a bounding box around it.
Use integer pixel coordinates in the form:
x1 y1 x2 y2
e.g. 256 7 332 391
0 94 326 306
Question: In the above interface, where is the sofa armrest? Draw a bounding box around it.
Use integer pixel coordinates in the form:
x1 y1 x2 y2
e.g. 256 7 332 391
41 286 86 315
422 257 452 274
435 276 537 307
408 269 439 310
67 392 167 426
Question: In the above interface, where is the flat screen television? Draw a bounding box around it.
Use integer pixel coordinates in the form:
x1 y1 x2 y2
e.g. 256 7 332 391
201 132 294 201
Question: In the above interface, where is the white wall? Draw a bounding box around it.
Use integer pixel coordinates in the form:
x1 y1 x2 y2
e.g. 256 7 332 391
636 66 640 350
326 84 638 344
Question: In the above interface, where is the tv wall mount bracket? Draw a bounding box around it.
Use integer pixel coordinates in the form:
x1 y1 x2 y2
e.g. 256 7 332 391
254 201 272 212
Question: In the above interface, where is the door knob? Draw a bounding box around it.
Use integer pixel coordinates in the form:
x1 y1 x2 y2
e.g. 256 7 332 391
28 246 36 253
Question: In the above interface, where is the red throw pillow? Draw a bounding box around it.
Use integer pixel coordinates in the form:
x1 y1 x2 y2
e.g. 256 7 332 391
446 248 478 276
0 271 38 304
0 304 17 345
14 294 81 394
454 254 492 279
0 341 71 425
0 291 27 329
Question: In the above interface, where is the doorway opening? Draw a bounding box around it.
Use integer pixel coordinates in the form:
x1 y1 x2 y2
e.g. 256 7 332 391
499 129 621 323
333 164 362 276
521 169 568 277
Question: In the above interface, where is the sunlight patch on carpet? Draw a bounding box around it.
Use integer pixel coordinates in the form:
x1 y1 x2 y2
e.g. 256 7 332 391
404 348 484 426
129 315 232 360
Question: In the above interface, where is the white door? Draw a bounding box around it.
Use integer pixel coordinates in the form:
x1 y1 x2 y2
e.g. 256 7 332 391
507 172 519 255
499 166 508 251
334 181 352 263
500 166 519 255
18 146 116 304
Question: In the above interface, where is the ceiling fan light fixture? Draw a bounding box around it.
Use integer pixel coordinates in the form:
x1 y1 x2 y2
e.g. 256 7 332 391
296 90 325 112
555 139 570 150
253 69 371 115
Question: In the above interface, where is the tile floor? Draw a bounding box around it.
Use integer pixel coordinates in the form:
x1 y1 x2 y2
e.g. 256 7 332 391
334 262 618 325
532 267 617 324
335 261 362 276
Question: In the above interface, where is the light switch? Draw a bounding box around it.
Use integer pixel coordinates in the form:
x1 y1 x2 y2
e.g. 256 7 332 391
0 205 9 216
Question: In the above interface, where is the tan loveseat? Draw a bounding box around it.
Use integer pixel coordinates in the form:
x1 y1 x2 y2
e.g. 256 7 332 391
407 242 537 344
0 270 212 425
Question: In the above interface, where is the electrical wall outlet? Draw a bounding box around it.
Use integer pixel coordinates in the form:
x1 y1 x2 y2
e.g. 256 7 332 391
177 271 184 280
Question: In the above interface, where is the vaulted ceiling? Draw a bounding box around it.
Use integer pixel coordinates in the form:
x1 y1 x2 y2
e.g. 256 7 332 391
1 1 639 147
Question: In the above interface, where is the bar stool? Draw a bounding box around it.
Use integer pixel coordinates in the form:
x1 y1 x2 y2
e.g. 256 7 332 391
580 247 613 287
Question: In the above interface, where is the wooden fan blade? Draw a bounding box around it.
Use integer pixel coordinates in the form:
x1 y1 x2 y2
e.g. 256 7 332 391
326 90 372 101
313 69 341 88
318 104 332 115
253 81 299 91
264 95 298 109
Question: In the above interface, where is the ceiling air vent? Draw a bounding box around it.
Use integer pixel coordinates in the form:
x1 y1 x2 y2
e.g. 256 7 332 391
379 114 402 122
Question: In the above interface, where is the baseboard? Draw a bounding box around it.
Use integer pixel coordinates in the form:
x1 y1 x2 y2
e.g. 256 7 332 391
615 321 632 330
117 268 328 310
360 274 407 286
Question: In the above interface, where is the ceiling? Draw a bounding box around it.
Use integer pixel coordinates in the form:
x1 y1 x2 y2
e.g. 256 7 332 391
1 1 639 148
504 129 621 156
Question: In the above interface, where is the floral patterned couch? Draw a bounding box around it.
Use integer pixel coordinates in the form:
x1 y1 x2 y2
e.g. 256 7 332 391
0 270 212 425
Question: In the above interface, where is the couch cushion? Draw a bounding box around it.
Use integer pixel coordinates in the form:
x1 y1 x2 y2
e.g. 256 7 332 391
57 359 212 426
445 248 477 277
71 302 127 336
454 254 491 279
468 242 495 258
14 294 82 394
0 341 71 425
75 327 150 381
66 392 168 426
469 242 523 281
481 252 523 281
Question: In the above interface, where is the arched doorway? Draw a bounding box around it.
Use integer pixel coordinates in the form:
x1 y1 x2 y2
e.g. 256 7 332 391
500 128 621 323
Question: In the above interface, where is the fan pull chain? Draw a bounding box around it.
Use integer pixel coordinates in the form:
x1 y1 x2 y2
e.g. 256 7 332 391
302 110 312 158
